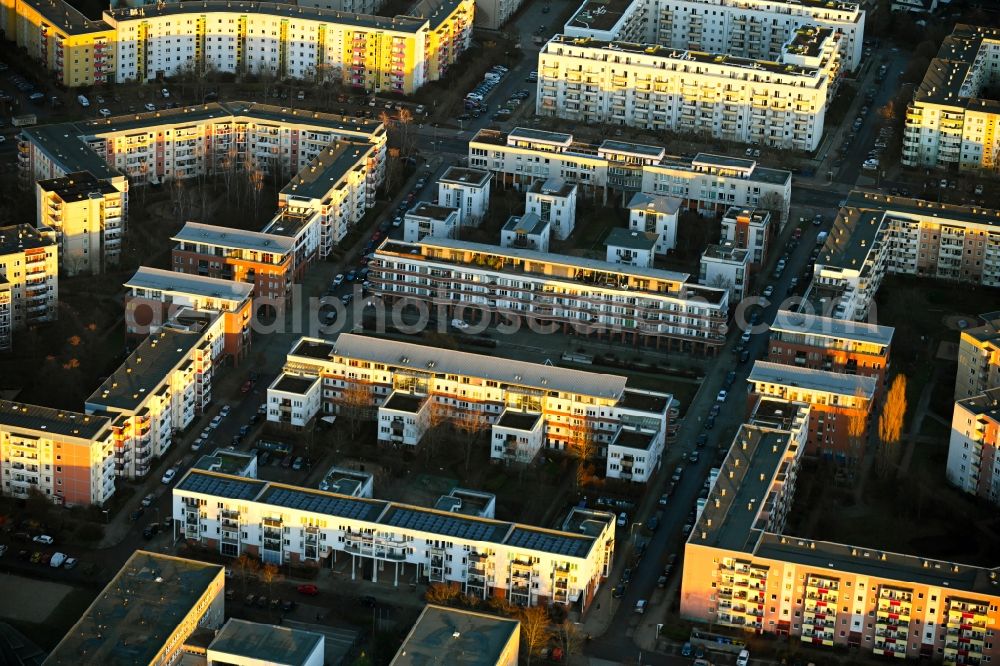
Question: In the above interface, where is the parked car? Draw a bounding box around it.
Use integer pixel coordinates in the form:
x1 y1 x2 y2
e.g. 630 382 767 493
616 512 627 527
681 642 693 657
736 649 751 666
161 468 177 484
716 390 728 403
32 535 54 545
634 600 647 614
292 456 304 471
297 584 319 596
129 508 145 522
210 415 223 428
763 285 774 298
696 433 707 447
141 493 156 507
64 557 78 569
671 466 683 482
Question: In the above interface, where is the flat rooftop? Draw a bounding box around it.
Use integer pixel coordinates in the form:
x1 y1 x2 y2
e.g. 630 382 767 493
957 387 1000 421
496 409 542 430
502 213 548 236
290 338 335 360
786 26 834 59
383 392 428 413
173 221 295 254
748 361 877 398
702 243 750 263
178 468 601 559
600 139 665 160
281 141 373 201
272 374 320 395
439 166 491 187
263 209 316 238
618 388 671 413
37 171 119 200
330 333 628 400
86 327 209 412
606 228 658 251
208 619 323 666
770 310 894 347
627 192 681 215
194 449 257 476
0 224 55 256
565 0 635 32
507 127 573 146
19 0 109 34
913 25 1000 111
408 202 459 221
611 427 657 451
0 400 110 440
391 606 519 666
125 266 253 303
45 552 223 665
528 177 576 198
723 206 770 224
750 397 808 432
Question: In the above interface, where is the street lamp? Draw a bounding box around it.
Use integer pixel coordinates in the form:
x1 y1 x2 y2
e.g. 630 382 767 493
629 522 643 540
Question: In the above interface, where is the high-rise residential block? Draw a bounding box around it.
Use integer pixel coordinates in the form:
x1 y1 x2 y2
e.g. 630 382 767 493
0 224 59 347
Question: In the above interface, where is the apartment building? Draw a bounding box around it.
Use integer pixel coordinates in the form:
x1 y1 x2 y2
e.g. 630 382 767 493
171 222 297 307
270 335 677 466
682 404 1000 664
500 213 550 253
438 166 491 227
47 552 225 665
207 618 325 666
902 25 1000 172
36 171 126 276
954 312 1000 402
627 192 680 254
700 242 750 301
0 280 9 352
767 310 894 394
0 0 115 87
403 202 460 243
0 224 59 344
85 321 221 479
267 373 322 429
392 606 520 666
0 401 115 507
173 467 616 609
124 266 254 361
748 360 876 459
371 237 730 353
946 387 1000 506
721 206 772 268
808 190 1000 322
1 0 473 91
649 0 865 71
536 28 841 151
525 178 577 241
563 0 648 43
469 128 791 223
605 228 657 268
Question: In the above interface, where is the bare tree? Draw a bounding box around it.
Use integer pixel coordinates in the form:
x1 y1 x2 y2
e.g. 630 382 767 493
566 418 597 489
455 408 489 473
236 553 260 590
554 620 583 660
337 381 374 438
261 563 280 599
519 606 552 666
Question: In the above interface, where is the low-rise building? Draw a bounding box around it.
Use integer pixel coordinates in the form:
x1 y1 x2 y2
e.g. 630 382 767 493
195 448 259 479
946 387 1000 505
403 202 460 243
470 128 791 223
605 228 658 268
173 468 616 609
124 266 253 362
378 391 431 447
525 178 577 241
700 242 750 302
267 374 322 430
438 167 491 227
627 192 680 254
0 401 115 506
35 171 126 275
391 605 520 666
721 206 772 268
318 466 374 496
372 238 729 353
490 409 545 465
500 213 550 253
748 360 876 459
0 224 58 347
207 619 325 666
46 552 225 666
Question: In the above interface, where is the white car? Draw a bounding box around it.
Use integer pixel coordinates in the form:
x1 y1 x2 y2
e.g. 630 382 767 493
763 285 775 298
161 468 177 484
210 415 223 428
740 330 751 343
716 390 728 403
616 512 627 527
141 493 155 507
32 535 54 545
220 405 231 417
736 649 750 666
333 274 345 286
98 108 111 117
451 319 470 330
144 102 156 112
191 438 204 452
161 88 170 98
392 216 402 227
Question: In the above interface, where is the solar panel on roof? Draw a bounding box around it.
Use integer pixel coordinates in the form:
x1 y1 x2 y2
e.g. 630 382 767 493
179 472 262 500
383 508 503 543
508 528 589 557
263 488 380 521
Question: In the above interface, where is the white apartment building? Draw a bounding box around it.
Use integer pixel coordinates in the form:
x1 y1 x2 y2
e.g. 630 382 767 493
721 205 771 267
808 190 1000 322
173 467 616 609
372 237 730 353
378 392 432 447
902 26 1000 172
0 402 116 507
536 28 841 151
649 0 865 71
606 426 662 483
35 171 127 276
500 213 550 253
563 0 648 43
0 224 59 343
627 192 680 254
605 228 657 268
438 167 492 227
525 178 577 241
267 374 322 429
946 387 1000 505
85 320 222 479
404 202 460 243
469 128 791 222
700 242 750 301
269 335 679 465
490 410 546 465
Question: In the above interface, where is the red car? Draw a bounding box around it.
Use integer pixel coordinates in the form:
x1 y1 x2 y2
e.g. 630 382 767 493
297 584 319 596
241 380 253 394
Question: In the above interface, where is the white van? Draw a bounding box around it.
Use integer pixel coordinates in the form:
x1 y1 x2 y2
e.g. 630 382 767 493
50 552 67 568
634 599 647 614
77 94 90 107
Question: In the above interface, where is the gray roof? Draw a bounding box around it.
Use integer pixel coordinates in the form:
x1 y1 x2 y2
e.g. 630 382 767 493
208 619 323 666
770 310 894 347
913 25 1000 112
391 606 519 666
173 221 295 254
37 171 120 200
605 228 658 251
281 141 374 201
383 392 428 413
599 140 665 159
272 374 320 395
439 167 492 187
508 127 573 146
627 192 681 215
407 202 459 221
496 409 542 430
0 225 56 256
0 401 110 440
702 243 749 263
528 177 576 198
502 213 548 236
45 552 224 666
177 470 266 499
331 333 628 399
749 361 876 398
125 267 253 302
